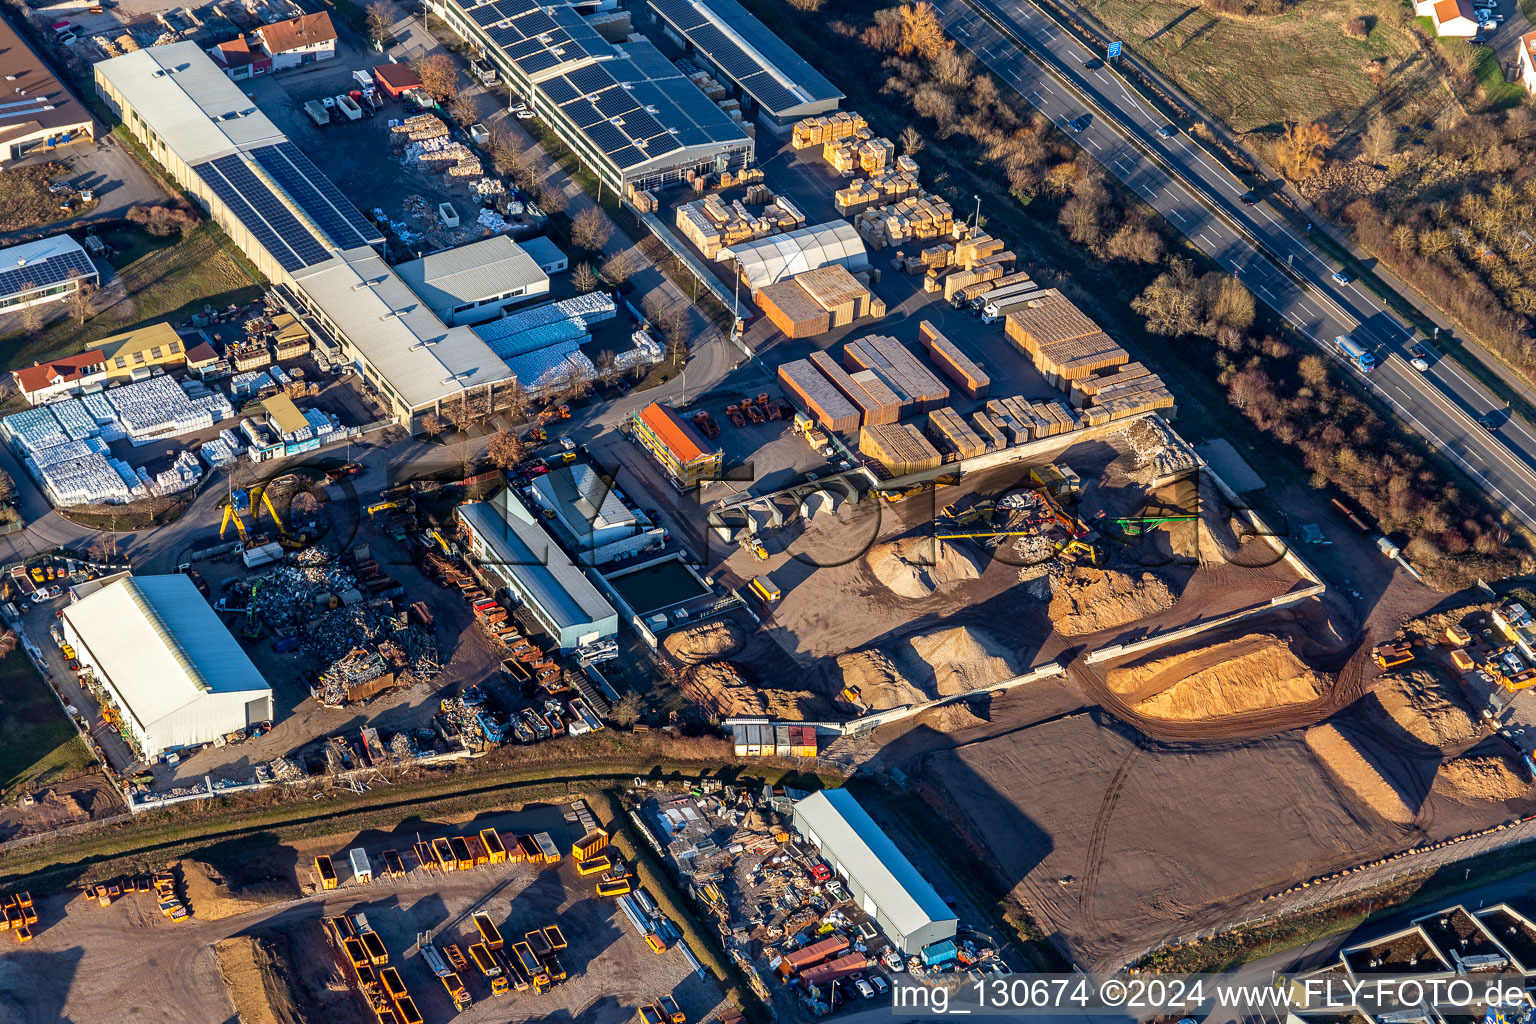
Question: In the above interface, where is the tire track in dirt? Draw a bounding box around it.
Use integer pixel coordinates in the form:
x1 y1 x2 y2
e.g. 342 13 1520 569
1077 739 1142 931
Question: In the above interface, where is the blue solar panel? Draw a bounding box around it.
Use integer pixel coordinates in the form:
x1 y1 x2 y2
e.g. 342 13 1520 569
198 161 306 272
251 143 380 250
0 246 94 298
567 63 612 97
541 77 580 104
198 157 330 272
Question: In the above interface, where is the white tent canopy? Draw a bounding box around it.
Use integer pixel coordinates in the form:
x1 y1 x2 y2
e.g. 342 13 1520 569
721 221 868 296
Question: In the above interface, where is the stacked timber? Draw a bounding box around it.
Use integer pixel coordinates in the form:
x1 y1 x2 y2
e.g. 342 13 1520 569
850 369 903 419
857 137 895 174
808 351 900 426
779 359 860 433
757 279 830 339
855 194 954 250
1070 362 1176 424
954 270 1032 304
954 234 1004 270
942 265 1003 302
859 423 942 476
917 321 989 399
1004 289 1129 384
925 407 986 459
842 335 949 412
791 111 868 150
970 411 1007 450
757 265 878 339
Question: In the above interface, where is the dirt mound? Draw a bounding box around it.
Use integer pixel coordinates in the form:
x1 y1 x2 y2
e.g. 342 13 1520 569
835 648 924 709
1373 667 1479 748
900 626 1019 694
1108 634 1327 719
180 860 296 921
1305 723 1416 825
215 936 304 1024
1433 754 1534 802
1048 567 1174 636
867 536 984 599
683 662 811 719
33 788 89 820
663 621 744 665
921 700 988 732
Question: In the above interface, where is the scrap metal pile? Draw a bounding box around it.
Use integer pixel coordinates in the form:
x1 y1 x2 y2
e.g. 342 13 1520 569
306 601 441 706
251 548 356 626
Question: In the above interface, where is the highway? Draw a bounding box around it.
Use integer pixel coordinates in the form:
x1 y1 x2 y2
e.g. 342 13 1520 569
940 0 1536 530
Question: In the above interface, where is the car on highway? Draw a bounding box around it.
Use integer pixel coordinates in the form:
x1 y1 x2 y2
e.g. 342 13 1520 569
1068 114 1091 132
1240 191 1259 205
1331 270 1352 285
1478 413 1500 431
1083 57 1103 69
1410 356 1431 372
1156 124 1178 139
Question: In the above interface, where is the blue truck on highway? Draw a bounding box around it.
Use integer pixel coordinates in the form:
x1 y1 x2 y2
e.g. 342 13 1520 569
1333 335 1376 373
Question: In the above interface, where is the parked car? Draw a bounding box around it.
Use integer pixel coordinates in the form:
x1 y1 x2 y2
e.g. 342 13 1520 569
855 979 875 999
871 976 889 996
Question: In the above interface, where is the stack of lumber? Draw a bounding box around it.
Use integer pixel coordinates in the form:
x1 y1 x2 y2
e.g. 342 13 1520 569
954 234 1004 270
824 140 860 175
925 407 987 459
676 196 774 260
978 397 1080 444
954 271 1032 304
779 359 860 432
791 111 868 150
1004 289 1130 384
970 412 1007 450
850 369 903 419
808 351 900 425
942 264 1003 302
1069 362 1177 424
854 195 954 250
859 423 942 476
391 114 447 141
835 170 920 216
768 196 805 230
917 321 989 398
857 137 895 174
687 70 730 101
895 154 920 174
758 265 878 339
842 335 950 411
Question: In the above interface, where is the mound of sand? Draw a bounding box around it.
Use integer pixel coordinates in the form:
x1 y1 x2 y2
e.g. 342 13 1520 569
1048 567 1174 636
921 700 988 732
902 626 1020 694
836 648 924 709
683 662 810 719
1372 667 1479 748
1305 723 1416 825
180 860 296 921
1108 634 1327 720
663 621 744 665
215 936 304 1024
1433 753 1534 802
867 536 984 600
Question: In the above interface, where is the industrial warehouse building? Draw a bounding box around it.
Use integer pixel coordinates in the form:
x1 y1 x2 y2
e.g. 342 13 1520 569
529 463 666 565
721 221 868 297
0 235 100 319
0 18 94 160
94 43 520 430
792 788 958 954
456 488 619 651
431 0 753 192
395 236 551 326
61 576 274 759
645 0 843 131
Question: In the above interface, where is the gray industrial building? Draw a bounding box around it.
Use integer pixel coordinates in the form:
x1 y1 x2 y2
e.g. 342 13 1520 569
395 236 550 326
529 464 667 566
432 0 753 192
645 0 843 130
792 788 958 954
456 487 619 651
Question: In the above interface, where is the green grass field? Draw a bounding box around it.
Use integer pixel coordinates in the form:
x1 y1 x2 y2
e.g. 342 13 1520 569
0 222 262 370
0 654 92 800
1074 0 1445 137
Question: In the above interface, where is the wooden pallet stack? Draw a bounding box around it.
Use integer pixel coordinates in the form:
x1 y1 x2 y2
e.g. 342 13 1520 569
842 334 950 412
778 359 860 433
917 320 989 398
854 195 954 250
1069 361 1177 425
791 111 869 150
1003 289 1130 385
924 407 987 459
859 423 942 476
808 351 900 425
942 264 1004 302
954 270 1032 304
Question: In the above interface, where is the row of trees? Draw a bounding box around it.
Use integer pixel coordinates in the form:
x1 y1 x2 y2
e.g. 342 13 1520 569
1132 257 1524 583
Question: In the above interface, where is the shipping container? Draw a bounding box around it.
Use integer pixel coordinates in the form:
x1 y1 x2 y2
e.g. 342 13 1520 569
573 828 610 861
779 934 850 975
412 841 436 871
359 930 388 965
349 848 372 884
800 952 871 986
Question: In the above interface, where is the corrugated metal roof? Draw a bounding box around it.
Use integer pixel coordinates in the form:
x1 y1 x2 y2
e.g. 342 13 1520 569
395 236 549 312
518 234 567 270
62 575 271 736
292 247 512 410
534 463 636 532
794 789 956 941
94 42 285 165
457 489 616 632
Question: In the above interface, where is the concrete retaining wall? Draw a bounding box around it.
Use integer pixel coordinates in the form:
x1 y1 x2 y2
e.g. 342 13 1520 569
842 659 1069 735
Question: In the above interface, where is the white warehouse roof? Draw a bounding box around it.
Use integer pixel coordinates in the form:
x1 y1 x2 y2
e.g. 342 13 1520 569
721 221 867 296
793 788 956 942
62 575 273 755
293 246 513 410
395 236 550 314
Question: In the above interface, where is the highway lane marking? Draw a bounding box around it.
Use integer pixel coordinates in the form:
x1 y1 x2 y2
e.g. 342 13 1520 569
1197 231 1214 247
1169 208 1187 223
1087 137 1102 150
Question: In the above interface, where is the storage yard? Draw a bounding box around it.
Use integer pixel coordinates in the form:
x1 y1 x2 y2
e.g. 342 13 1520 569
0 801 730 1024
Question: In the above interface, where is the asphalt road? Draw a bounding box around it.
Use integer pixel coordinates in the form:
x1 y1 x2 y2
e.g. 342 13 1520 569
941 0 1536 530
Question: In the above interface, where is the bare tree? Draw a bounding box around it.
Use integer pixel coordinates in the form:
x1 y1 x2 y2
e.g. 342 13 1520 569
643 293 689 364
1361 115 1396 166
570 207 614 253
365 0 393 46
610 691 642 727
448 91 478 128
67 272 94 326
410 52 460 102
899 124 925 156
534 181 567 216
441 396 471 432
485 429 526 470
86 531 118 564
594 348 619 384
503 379 531 423
420 412 448 439
571 260 599 293
490 126 526 178
601 250 637 286
17 288 43 335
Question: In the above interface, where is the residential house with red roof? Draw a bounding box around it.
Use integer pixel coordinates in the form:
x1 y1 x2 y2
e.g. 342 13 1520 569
211 12 335 78
12 351 108 405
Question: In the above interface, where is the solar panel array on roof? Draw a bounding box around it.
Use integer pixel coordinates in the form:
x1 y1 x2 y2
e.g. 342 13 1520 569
0 241 94 299
462 0 606 81
647 0 842 117
196 156 331 272
249 143 381 250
